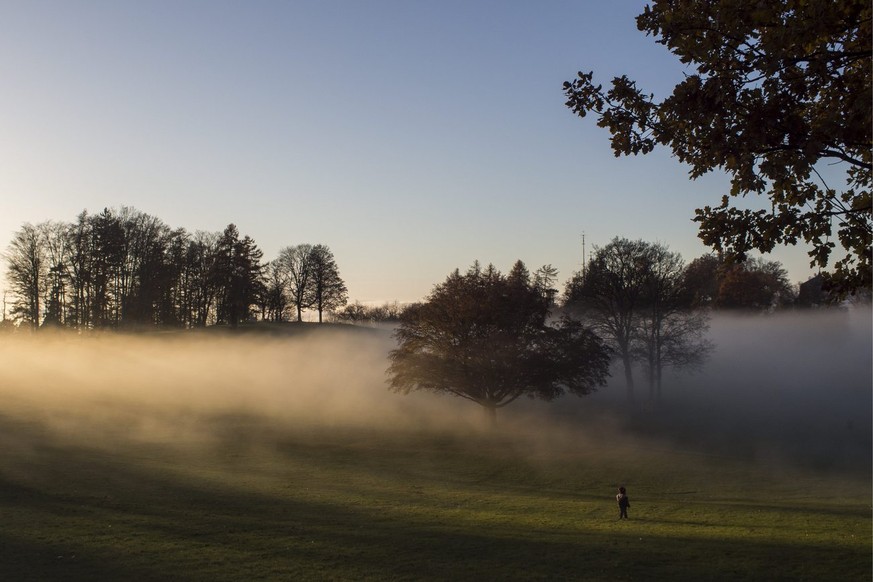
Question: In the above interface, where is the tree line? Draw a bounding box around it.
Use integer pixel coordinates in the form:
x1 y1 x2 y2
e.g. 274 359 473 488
2 207 347 331
1 206 840 335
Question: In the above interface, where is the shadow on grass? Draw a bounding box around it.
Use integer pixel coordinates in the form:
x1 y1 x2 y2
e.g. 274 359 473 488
0 413 869 582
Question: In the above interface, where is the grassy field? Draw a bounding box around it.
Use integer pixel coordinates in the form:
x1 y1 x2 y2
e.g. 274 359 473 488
0 414 869 582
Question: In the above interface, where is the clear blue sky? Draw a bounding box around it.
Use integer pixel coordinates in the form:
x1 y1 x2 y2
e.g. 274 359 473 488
0 0 817 304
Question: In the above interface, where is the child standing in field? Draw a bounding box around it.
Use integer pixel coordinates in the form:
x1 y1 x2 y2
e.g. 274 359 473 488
616 486 630 519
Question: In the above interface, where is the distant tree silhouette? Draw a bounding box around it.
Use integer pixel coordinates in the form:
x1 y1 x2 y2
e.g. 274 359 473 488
66 211 93 329
89 208 125 328
211 224 264 327
333 301 405 324
278 244 315 322
186 230 220 326
309 244 347 323
117 208 173 327
260 259 290 322
716 258 795 310
388 261 611 425
633 244 712 405
684 253 796 311
683 254 722 309
565 238 651 405
4 223 45 331
533 264 560 307
565 238 714 408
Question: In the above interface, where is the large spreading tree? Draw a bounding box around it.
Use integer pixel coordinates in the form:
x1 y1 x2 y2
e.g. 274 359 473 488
563 0 871 294
387 261 611 424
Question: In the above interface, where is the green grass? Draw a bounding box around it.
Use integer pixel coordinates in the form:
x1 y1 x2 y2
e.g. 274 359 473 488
0 417 869 581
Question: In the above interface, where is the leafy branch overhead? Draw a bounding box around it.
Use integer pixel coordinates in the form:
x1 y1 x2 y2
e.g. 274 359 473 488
563 0 871 293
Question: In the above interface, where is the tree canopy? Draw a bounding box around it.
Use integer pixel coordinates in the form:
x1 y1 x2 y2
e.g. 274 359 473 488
387 261 611 423
564 0 871 293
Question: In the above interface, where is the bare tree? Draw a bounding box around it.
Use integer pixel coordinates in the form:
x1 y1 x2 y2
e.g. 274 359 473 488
564 238 652 405
261 259 289 322
634 244 712 405
278 244 314 322
4 223 46 330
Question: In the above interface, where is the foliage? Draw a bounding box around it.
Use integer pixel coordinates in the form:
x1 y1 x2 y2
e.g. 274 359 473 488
388 261 611 422
565 238 713 406
685 253 796 310
212 224 264 327
309 244 348 323
533 263 560 306
564 0 872 293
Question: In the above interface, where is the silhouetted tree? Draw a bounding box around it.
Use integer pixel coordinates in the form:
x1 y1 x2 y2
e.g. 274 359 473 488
118 208 173 327
260 259 289 322
278 244 315 322
212 224 264 327
309 244 347 323
333 301 406 324
564 0 871 293
4 223 45 330
565 238 652 405
89 208 125 328
683 253 797 311
716 257 795 310
682 254 721 309
186 231 220 326
388 261 611 425
634 244 712 405
534 264 560 307
334 301 369 324
66 211 93 329
161 228 190 327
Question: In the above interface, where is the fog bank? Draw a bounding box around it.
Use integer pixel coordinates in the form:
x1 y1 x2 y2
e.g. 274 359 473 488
0 309 869 472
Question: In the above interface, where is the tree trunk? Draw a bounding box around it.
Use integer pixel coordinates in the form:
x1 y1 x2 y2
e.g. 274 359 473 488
647 345 655 405
483 404 497 428
621 352 635 406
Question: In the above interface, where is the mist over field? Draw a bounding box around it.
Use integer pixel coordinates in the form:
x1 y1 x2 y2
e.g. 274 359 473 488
532 306 873 472
0 327 479 447
0 308 870 473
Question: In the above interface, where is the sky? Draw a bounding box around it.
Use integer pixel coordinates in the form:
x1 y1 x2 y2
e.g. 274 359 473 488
0 0 821 305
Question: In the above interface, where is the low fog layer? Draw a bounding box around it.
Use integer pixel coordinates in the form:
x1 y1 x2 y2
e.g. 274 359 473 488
0 309 870 471
0 327 485 448
529 306 872 470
